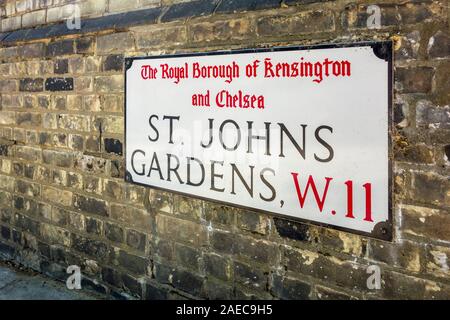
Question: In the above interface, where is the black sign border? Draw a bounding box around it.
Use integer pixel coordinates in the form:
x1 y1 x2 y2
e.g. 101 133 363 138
124 41 394 242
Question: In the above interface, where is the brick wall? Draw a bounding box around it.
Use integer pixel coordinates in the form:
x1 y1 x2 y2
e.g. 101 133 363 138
0 0 449 300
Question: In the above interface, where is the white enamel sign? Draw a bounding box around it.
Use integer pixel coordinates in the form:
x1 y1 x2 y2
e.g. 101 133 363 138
125 42 393 240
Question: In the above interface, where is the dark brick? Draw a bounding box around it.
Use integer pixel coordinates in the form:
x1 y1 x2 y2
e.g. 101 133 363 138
105 222 124 243
274 217 310 241
445 145 450 161
2 30 29 44
234 261 268 289
210 230 235 254
154 238 173 260
172 269 204 296
161 0 218 23
71 233 110 260
85 136 100 152
393 103 405 125
38 96 50 109
236 236 277 264
37 241 51 259
103 54 123 72
46 40 74 57
411 172 449 206
16 112 42 126
126 229 146 252
203 281 233 300
15 214 40 235
396 67 433 93
86 217 103 236
216 0 280 13
76 37 94 54
0 242 15 257
0 145 9 156
19 78 44 92
73 194 108 216
428 31 449 58
118 250 148 275
204 253 230 281
114 7 162 29
45 78 74 91
0 226 10 240
71 135 84 151
315 285 354 300
271 274 311 300
237 211 269 234
121 273 143 297
104 138 123 155
102 266 122 286
54 59 69 74
153 262 173 284
175 243 200 270
81 277 108 295
12 230 22 245
144 282 168 300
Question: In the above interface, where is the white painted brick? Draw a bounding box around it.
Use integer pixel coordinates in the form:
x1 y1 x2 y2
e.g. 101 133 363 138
108 0 140 13
1 16 22 32
5 2 16 16
80 0 107 16
46 6 61 23
22 9 46 28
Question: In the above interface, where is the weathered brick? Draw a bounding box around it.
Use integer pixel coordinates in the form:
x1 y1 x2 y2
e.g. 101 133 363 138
156 214 207 246
16 112 42 126
117 250 148 275
395 67 434 94
46 40 74 57
216 0 280 13
135 25 187 48
103 54 123 72
144 281 168 300
42 150 73 168
174 243 201 270
40 223 71 246
85 216 103 236
105 222 124 243
271 274 311 300
401 205 450 242
73 194 108 216
54 59 69 74
190 18 254 43
0 80 18 92
19 78 44 92
274 217 310 242
71 233 110 260
94 75 124 93
172 268 205 296
42 186 73 207
58 114 90 132
411 172 449 207
126 229 146 252
97 33 135 54
234 260 267 290
162 0 217 22
204 253 231 281
257 10 335 36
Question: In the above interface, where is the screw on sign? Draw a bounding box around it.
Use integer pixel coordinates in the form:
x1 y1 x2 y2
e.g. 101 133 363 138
126 43 392 240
